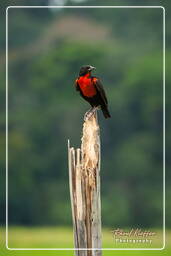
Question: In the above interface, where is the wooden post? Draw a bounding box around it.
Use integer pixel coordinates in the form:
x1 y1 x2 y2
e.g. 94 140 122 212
68 111 102 256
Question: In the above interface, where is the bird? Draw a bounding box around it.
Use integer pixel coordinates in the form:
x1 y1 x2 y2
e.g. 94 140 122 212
75 65 111 120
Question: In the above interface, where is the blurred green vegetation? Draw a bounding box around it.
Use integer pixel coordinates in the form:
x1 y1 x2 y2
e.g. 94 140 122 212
0 0 170 236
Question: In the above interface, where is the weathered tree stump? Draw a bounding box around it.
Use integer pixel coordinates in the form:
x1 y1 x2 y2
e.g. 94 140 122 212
68 111 102 256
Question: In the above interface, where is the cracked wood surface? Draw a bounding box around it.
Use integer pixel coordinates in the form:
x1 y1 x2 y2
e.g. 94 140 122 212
68 112 102 256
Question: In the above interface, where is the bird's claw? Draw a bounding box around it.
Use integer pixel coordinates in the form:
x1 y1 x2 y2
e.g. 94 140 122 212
84 111 93 121
84 107 100 121
84 109 93 121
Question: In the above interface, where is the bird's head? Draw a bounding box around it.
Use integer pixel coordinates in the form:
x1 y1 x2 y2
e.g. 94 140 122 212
79 65 96 76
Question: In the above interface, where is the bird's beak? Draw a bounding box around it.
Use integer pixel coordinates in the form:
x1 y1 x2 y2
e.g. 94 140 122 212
89 66 96 71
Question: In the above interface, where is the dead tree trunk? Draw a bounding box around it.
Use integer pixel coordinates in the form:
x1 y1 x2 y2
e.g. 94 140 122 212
68 111 102 256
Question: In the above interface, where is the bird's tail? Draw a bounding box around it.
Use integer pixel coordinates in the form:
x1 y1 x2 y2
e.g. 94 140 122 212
101 106 111 119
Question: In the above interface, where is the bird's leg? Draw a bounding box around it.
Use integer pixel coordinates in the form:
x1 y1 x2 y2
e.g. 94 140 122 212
84 106 100 121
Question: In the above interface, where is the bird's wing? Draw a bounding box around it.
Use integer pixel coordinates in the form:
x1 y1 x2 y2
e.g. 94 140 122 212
93 77 108 105
75 79 80 91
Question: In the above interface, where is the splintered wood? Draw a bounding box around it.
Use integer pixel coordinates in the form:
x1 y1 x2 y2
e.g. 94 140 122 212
68 112 102 256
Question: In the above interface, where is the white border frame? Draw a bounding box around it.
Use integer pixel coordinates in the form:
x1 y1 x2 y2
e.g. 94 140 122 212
6 5 165 251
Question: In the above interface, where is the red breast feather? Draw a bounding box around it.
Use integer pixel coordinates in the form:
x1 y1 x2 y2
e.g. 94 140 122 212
78 76 97 97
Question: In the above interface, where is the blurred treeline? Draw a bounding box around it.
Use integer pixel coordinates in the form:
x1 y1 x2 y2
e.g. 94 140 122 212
0 0 170 228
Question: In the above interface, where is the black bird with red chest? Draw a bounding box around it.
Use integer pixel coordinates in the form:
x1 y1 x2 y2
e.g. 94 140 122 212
75 65 111 119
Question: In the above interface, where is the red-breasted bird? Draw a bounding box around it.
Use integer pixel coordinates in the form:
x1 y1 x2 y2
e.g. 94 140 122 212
75 65 111 120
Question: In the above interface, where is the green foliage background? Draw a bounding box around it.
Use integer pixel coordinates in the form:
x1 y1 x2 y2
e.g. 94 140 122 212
0 0 170 234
